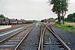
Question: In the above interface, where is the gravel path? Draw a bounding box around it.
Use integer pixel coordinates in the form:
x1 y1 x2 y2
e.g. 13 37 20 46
0 25 24 33
0 25 11 30
52 27 75 50
67 22 75 26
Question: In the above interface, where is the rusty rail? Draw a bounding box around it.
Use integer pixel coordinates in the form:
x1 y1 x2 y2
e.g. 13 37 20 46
45 24 71 50
38 26 46 50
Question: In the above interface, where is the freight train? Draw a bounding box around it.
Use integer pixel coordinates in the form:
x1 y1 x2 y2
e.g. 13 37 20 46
0 18 34 25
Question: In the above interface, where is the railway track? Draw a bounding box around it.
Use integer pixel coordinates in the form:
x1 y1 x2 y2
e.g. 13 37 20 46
45 24 71 50
38 25 46 50
0 23 71 50
0 24 33 50
17 24 41 50
37 23 71 50
0 24 32 40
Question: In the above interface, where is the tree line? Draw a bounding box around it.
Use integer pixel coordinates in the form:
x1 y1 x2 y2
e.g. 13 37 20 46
0 14 6 18
65 13 75 22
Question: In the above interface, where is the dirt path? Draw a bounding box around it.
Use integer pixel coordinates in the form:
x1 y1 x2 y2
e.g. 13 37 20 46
67 22 75 26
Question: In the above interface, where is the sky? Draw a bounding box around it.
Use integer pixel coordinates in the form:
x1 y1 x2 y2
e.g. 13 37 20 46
0 0 75 20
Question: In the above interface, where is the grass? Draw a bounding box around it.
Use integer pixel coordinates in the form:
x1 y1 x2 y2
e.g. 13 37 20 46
54 22 75 35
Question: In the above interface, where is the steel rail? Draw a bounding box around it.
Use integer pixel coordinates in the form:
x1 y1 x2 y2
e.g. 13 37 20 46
38 26 46 50
15 26 33 50
0 24 32 43
45 24 71 50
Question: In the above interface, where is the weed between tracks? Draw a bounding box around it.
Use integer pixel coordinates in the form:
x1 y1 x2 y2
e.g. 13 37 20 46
53 22 75 35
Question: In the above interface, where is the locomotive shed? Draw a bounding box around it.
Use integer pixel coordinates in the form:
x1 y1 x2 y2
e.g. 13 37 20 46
0 22 72 50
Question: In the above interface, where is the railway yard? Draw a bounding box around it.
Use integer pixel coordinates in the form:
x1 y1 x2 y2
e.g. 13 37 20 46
0 0 75 50
0 22 73 50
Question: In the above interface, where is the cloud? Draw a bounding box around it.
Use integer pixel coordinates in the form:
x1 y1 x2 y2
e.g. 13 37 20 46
0 0 56 20
0 0 75 20
70 0 75 3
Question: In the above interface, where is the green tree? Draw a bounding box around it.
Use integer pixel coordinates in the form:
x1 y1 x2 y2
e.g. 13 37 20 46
61 0 68 24
50 0 68 24
0 14 5 18
65 13 75 22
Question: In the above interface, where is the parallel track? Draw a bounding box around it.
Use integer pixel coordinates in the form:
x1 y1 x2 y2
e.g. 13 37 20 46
0 24 33 50
0 23 71 50
38 25 46 50
38 23 71 50
15 26 33 50
0 24 32 43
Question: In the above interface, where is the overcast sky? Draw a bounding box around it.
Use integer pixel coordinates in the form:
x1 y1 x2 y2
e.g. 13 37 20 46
0 0 75 20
